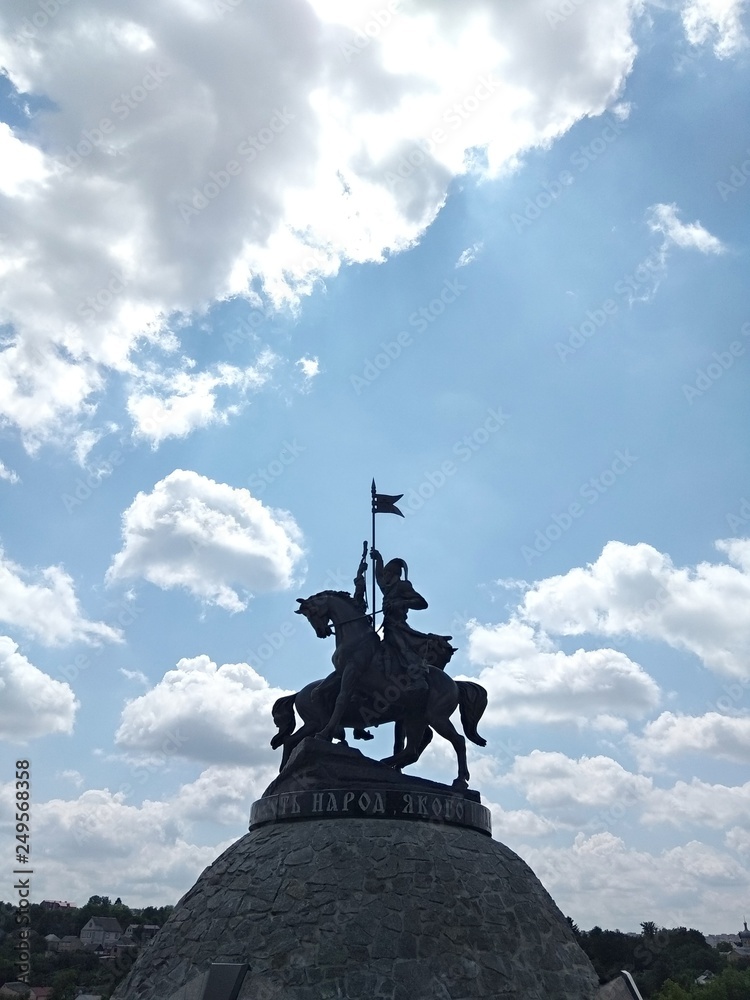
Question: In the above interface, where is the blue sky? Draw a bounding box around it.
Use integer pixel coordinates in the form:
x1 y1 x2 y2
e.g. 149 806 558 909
1 0 749 932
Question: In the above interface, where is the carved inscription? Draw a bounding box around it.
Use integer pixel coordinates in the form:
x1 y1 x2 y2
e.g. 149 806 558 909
250 787 491 835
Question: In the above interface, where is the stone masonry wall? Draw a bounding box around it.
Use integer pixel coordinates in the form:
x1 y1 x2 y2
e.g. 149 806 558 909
113 818 599 1000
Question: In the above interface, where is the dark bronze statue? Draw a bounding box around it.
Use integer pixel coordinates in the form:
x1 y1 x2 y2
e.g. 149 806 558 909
371 548 454 690
270 543 488 790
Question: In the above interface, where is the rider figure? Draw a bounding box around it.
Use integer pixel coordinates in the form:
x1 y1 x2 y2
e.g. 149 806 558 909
310 543 373 740
370 549 430 693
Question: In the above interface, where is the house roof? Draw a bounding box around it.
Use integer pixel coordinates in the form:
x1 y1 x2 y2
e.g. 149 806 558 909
83 917 123 932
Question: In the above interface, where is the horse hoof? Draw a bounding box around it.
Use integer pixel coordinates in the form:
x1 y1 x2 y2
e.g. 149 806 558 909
451 778 468 791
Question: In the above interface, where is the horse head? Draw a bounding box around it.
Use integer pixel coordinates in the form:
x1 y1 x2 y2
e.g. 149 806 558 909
295 594 334 638
295 589 365 640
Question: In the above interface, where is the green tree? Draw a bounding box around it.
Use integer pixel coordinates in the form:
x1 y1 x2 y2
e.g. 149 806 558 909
50 968 78 1000
652 979 692 999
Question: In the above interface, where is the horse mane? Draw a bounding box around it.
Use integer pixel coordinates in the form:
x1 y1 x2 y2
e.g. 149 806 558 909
313 589 357 603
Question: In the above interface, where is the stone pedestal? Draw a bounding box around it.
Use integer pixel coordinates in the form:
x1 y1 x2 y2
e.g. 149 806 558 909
113 824 599 999
113 742 599 999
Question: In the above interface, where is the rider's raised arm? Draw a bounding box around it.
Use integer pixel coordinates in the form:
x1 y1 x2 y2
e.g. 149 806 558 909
370 548 386 591
352 541 368 610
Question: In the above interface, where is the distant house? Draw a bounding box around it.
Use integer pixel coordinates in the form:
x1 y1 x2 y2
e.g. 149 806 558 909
123 923 159 943
0 984 34 999
40 900 76 910
58 934 85 952
30 989 53 1000
113 934 139 958
44 933 60 952
80 917 123 949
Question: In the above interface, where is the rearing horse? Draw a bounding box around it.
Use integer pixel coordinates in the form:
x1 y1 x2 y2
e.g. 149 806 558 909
271 589 487 789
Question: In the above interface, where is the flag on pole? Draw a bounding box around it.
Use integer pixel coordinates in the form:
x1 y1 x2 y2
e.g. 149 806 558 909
371 482 404 517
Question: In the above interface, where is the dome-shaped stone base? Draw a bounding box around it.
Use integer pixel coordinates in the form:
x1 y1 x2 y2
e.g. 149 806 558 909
113 819 599 1000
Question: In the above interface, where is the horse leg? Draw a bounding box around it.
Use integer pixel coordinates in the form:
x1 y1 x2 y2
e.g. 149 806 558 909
380 718 427 770
316 661 362 741
392 719 405 757
428 715 469 790
280 721 318 769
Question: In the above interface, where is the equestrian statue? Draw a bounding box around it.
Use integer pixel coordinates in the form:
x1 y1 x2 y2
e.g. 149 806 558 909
270 485 488 789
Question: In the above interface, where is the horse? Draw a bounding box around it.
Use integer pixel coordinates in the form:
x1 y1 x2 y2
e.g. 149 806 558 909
270 589 487 789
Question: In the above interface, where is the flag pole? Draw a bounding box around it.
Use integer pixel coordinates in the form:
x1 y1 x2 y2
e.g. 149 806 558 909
370 479 377 630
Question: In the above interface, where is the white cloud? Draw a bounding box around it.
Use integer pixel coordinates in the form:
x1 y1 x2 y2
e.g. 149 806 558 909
127 352 276 447
519 539 750 678
647 202 726 254
455 242 483 268
0 0 644 447
505 751 652 822
0 636 78 740
32 787 227 906
0 460 20 484
522 832 749 930
465 618 660 727
642 777 750 829
115 654 291 765
106 470 305 611
119 667 149 686
726 825 750 857
486 800 558 839
682 0 748 57
296 356 320 380
23 760 276 906
0 121 49 196
60 769 84 787
0 546 122 646
628 711 750 767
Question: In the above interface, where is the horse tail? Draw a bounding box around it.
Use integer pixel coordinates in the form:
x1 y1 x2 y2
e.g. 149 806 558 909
270 693 297 749
457 680 488 747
